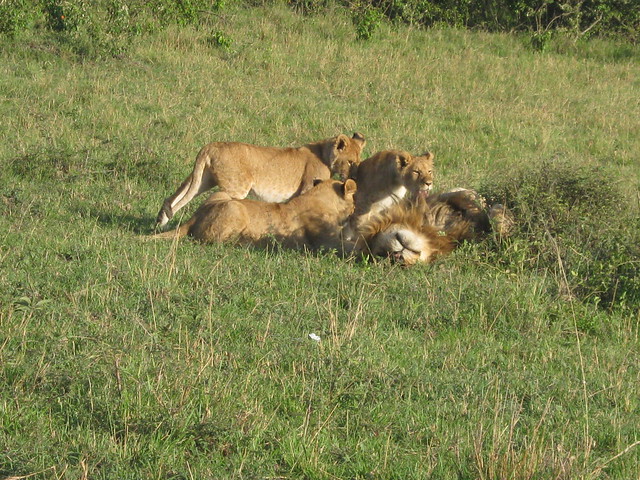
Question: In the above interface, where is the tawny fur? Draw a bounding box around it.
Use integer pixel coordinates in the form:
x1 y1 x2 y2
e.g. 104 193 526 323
425 189 490 239
426 189 515 239
343 150 434 240
157 133 366 227
151 179 357 251
355 189 514 266
356 201 461 265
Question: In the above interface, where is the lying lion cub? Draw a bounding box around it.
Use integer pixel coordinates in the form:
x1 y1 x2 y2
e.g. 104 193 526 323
156 133 365 227
342 149 434 240
152 179 357 251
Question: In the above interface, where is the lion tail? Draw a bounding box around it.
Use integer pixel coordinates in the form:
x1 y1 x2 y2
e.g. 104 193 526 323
147 217 195 241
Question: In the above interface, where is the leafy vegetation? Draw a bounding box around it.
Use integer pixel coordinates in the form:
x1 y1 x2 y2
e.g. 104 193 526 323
1 3 639 479
1 0 639 51
481 161 640 310
347 0 640 40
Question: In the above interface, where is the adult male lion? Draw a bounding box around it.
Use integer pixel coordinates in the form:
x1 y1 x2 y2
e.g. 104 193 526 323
355 189 513 266
342 149 434 240
355 201 460 266
152 179 357 251
156 133 365 227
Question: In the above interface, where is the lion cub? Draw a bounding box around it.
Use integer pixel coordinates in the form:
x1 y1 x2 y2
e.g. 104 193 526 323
342 150 434 240
152 179 357 251
156 133 365 227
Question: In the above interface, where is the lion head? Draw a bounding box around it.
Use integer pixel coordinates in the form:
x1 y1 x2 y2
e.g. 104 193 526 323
327 132 366 181
399 151 434 198
355 201 458 266
355 188 515 265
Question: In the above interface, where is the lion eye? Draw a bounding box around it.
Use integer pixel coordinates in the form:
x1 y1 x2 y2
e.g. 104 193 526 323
412 171 420 178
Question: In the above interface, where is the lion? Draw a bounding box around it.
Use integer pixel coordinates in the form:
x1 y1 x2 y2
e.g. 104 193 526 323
156 133 366 227
151 179 358 251
341 150 434 240
355 200 463 266
355 189 514 266
425 188 514 239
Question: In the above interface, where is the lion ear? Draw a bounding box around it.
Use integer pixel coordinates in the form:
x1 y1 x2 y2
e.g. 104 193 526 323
352 132 366 147
335 134 349 152
343 179 357 196
420 151 434 161
396 153 411 168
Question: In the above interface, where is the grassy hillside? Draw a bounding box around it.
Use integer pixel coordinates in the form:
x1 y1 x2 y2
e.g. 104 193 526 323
1 4 639 479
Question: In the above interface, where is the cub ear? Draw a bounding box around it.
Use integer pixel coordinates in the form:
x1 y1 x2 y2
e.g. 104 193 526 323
342 178 357 196
312 178 323 187
396 153 411 168
352 132 366 147
420 151 434 161
335 134 349 152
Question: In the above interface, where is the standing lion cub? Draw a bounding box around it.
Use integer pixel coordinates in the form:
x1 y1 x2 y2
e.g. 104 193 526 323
156 133 365 227
152 179 358 251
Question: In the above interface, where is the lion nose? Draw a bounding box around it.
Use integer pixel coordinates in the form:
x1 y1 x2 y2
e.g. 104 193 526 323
391 251 405 263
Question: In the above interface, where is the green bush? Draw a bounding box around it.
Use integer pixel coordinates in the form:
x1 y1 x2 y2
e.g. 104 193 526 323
481 161 640 311
144 0 226 26
353 4 383 40
0 0 35 36
363 0 639 40
0 0 227 57
207 29 233 48
1 0 638 42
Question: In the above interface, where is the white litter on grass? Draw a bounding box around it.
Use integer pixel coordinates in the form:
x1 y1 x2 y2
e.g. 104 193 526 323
308 333 321 342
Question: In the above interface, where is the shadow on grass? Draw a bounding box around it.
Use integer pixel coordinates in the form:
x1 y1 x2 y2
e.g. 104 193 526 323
97 212 152 235
70 204 152 235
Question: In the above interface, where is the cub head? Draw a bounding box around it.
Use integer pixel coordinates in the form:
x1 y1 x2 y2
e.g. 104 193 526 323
398 151 434 199
328 132 366 181
311 178 358 220
305 179 358 246
356 150 434 197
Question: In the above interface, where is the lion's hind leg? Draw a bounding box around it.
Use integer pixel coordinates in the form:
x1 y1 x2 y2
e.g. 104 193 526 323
156 153 218 228
186 193 249 244
429 189 491 236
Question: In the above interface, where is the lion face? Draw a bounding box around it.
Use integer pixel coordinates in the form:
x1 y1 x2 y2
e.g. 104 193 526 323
355 200 458 266
368 224 431 266
400 152 434 198
356 202 435 266
329 132 366 181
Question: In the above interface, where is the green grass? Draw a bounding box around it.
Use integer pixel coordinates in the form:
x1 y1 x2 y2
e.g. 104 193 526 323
1 4 639 479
